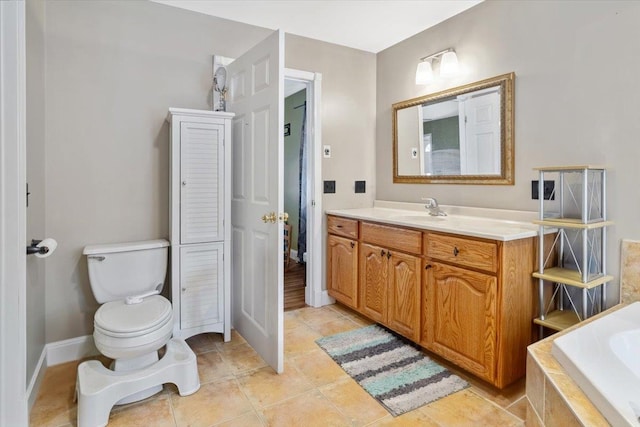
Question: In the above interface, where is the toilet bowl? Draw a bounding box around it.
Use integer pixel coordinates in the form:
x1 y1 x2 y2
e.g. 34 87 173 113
93 295 173 361
77 240 199 426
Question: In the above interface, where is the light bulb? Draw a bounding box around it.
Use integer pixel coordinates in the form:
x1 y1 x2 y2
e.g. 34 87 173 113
415 61 434 85
440 51 459 77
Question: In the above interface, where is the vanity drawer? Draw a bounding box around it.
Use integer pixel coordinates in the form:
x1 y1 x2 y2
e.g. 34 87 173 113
361 222 422 255
424 232 498 273
327 215 359 239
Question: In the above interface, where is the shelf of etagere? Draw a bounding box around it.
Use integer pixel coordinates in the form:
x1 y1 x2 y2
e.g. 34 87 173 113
533 165 610 335
532 165 606 172
532 219 613 229
533 268 613 289
533 310 581 332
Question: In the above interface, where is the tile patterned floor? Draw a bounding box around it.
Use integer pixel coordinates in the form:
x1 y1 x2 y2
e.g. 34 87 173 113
30 304 527 426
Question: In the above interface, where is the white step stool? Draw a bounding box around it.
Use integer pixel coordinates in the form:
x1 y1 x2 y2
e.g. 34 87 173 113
76 338 199 427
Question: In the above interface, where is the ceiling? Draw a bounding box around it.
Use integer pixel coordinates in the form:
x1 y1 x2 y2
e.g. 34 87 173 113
152 0 482 53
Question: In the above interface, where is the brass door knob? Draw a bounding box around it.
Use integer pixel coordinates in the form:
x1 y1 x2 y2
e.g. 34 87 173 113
261 212 277 223
279 212 289 222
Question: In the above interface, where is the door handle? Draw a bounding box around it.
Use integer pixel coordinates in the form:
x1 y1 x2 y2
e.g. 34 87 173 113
261 212 277 223
278 212 289 222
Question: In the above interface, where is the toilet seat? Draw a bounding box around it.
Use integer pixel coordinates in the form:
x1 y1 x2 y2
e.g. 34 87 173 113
94 295 172 338
93 295 174 360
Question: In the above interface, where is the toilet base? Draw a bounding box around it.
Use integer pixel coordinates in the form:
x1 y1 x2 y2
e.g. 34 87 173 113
76 338 200 427
111 351 161 405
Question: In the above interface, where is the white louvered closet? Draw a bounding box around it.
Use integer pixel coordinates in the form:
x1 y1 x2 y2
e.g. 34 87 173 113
168 108 233 341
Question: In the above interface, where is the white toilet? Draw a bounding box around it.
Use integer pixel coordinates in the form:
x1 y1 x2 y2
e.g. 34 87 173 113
77 239 199 427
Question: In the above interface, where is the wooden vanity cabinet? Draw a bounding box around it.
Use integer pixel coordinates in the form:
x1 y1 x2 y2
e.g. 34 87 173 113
421 232 537 388
326 215 538 389
359 222 421 341
326 216 359 309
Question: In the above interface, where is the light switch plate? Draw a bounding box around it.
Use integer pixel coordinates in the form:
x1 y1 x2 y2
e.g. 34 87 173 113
323 145 331 158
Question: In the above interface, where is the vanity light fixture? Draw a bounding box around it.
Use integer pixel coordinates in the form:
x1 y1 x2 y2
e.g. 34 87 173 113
415 48 459 84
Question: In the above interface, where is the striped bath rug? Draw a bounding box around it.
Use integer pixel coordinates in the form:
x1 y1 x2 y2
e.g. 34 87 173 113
316 324 468 416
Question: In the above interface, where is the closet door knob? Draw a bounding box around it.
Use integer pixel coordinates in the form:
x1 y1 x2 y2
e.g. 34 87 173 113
182 181 187 186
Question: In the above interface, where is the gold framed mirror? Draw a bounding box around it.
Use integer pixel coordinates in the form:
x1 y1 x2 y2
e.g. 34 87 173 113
393 72 514 184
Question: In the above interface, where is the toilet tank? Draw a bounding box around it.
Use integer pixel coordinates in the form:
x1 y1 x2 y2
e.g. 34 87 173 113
83 239 170 304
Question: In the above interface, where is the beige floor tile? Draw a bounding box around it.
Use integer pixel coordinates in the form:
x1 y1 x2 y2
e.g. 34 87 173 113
107 394 175 427
294 305 345 327
260 390 350 427
283 324 323 357
507 396 528 421
186 332 224 354
325 302 359 317
320 378 389 426
218 342 268 374
215 329 248 351
308 316 361 336
29 361 79 427
196 350 235 384
367 410 439 427
237 363 313 408
290 349 349 387
468 376 526 408
171 378 253 427
284 311 306 330
213 410 265 426
420 389 523 426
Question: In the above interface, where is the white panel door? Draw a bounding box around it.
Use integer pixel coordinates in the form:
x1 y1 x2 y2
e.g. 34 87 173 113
460 90 501 175
180 122 224 244
227 30 284 373
179 244 224 329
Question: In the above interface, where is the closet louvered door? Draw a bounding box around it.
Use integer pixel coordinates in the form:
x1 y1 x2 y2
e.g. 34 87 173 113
180 121 224 244
180 243 224 329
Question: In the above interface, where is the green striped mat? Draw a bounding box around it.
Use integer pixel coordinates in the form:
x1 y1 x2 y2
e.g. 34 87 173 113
316 324 468 416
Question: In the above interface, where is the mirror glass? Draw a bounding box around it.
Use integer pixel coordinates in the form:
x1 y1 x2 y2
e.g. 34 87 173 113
393 73 514 184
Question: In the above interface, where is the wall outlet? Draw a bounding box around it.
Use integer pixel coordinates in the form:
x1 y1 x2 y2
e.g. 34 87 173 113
531 180 555 200
323 180 336 193
323 145 331 158
355 180 366 193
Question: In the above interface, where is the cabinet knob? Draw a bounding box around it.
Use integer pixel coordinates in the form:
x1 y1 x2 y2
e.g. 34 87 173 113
387 251 392 259
380 250 385 257
182 181 187 186
453 247 459 256
350 241 355 248
425 264 432 270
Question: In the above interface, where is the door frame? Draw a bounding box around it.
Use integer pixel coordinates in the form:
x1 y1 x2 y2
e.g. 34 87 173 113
0 1 29 424
283 68 323 308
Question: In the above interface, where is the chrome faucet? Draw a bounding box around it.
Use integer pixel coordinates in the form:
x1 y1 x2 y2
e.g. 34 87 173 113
423 197 447 216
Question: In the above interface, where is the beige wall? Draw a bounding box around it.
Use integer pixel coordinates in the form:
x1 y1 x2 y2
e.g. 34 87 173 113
376 0 640 304
43 1 271 342
286 34 377 212
26 0 47 381
42 2 377 342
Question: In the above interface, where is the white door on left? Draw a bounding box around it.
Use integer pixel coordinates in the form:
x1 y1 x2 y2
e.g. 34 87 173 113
226 30 285 373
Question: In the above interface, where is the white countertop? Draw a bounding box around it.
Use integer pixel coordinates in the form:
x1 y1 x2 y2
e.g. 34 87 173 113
326 201 541 241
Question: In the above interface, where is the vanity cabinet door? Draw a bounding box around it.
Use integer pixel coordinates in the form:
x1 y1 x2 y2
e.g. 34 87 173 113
359 243 388 323
387 251 421 341
327 235 358 309
423 261 497 383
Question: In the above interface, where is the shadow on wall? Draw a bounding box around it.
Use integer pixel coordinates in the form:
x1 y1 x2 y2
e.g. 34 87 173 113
71 252 100 334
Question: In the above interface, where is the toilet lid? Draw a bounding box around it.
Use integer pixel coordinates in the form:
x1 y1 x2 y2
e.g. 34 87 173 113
94 295 172 336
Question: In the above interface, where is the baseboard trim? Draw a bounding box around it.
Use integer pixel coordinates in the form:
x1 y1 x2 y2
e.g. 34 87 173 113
310 290 334 308
46 335 98 366
26 347 47 411
26 335 98 412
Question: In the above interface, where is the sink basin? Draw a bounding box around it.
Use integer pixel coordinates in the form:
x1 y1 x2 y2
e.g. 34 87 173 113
392 214 447 222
